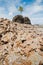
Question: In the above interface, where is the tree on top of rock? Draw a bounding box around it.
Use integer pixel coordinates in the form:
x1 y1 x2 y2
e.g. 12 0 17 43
18 6 23 13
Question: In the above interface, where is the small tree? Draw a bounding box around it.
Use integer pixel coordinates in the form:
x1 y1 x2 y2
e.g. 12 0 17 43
18 6 23 13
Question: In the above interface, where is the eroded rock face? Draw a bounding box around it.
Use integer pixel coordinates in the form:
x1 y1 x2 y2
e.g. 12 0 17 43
12 15 24 23
0 18 43 65
24 17 31 24
12 15 31 24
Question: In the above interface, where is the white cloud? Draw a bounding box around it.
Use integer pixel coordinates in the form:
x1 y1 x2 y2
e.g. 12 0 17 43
0 7 11 19
6 0 21 16
0 0 21 19
33 0 42 5
31 17 43 24
0 7 6 18
36 0 42 4
0 7 5 12
30 5 43 15
8 6 17 16
22 5 43 17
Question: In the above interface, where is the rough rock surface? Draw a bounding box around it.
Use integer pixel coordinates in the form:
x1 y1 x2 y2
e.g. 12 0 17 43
24 17 31 24
12 15 31 24
0 18 43 65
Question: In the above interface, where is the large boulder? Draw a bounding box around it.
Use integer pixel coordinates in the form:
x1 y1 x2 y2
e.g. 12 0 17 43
12 15 31 24
24 17 31 24
12 15 24 23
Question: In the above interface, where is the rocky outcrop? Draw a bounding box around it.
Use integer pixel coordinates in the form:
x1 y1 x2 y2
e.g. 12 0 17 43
12 15 31 24
0 18 43 65
24 17 31 24
12 15 24 23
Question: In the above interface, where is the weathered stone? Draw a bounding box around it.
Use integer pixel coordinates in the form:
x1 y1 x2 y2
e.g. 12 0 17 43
0 18 43 65
12 15 31 24
24 17 31 24
12 15 24 23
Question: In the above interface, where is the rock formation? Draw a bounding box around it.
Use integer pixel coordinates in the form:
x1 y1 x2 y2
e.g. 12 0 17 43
24 17 31 24
0 18 43 65
12 15 31 24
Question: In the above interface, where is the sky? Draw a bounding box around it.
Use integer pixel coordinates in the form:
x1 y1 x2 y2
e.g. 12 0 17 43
0 0 43 24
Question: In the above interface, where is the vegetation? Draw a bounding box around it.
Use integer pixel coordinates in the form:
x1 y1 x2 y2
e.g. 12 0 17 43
18 6 23 13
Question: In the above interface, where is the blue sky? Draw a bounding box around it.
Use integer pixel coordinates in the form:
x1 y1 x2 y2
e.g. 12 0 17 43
0 0 43 24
